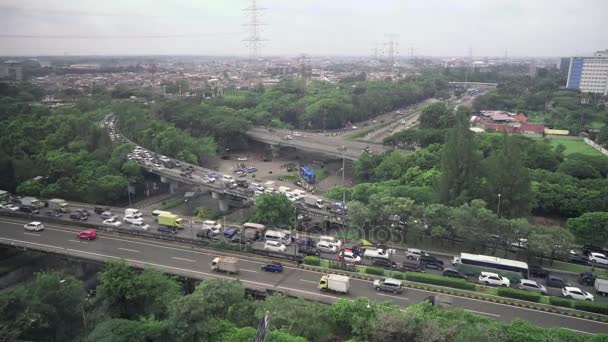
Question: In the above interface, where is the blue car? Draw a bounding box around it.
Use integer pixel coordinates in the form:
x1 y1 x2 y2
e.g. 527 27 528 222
224 229 238 238
246 167 257 173
261 263 283 273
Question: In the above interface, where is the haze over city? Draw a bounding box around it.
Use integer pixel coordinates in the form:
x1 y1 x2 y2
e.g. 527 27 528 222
1 0 607 56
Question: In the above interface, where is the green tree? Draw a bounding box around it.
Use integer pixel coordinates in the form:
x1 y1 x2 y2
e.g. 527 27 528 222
253 193 294 227
438 107 480 205
87 318 168 342
567 212 608 246
419 101 453 129
130 269 181 320
16 178 44 196
528 225 574 264
452 199 499 250
96 261 138 319
558 159 601 179
332 297 399 340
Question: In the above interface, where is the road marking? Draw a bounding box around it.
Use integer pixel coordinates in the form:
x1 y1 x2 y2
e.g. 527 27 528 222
300 279 318 284
23 232 41 236
172 257 196 262
118 247 140 253
68 239 87 244
562 328 595 335
276 286 349 301
464 309 500 317
241 268 258 273
376 293 409 301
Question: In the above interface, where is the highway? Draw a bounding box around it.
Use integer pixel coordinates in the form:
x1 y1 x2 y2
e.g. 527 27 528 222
0 217 606 335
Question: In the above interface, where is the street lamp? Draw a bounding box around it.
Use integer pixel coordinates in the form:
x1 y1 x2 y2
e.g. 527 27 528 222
497 193 502 217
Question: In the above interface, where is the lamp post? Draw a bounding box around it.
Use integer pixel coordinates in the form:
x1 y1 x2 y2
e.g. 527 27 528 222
497 193 502 217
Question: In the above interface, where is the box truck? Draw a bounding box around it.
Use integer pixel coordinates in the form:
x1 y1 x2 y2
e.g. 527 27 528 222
211 256 239 274
595 278 608 296
303 195 324 209
48 198 69 213
319 274 350 294
158 213 184 229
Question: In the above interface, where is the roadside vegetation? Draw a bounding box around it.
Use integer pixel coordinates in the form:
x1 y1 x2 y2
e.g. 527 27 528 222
0 262 599 342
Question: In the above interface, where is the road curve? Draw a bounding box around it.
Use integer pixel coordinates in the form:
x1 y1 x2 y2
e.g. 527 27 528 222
0 217 605 335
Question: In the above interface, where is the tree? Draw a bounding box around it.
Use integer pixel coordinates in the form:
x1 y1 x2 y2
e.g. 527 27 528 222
370 311 417 342
567 212 608 246
252 193 294 227
439 107 480 205
528 225 574 264
558 159 601 179
348 200 372 228
419 102 453 129
130 269 181 320
96 261 138 319
332 297 399 340
483 135 532 218
87 318 168 342
374 151 408 181
452 199 499 250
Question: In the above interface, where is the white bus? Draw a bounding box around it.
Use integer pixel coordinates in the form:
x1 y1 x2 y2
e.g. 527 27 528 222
264 230 291 245
452 252 529 278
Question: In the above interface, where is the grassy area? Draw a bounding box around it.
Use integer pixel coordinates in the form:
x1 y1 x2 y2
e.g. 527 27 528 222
313 168 330 182
545 138 603 156
160 198 184 211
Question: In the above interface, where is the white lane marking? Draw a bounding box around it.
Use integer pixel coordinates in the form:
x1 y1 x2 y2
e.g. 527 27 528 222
241 268 258 273
68 239 87 244
300 279 318 284
562 328 595 335
23 232 41 236
118 247 140 253
172 257 196 263
376 293 409 301
276 286 350 301
0 237 60 250
464 309 500 317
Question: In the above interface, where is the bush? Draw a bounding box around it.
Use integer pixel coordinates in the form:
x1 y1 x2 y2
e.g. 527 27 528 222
549 297 572 308
573 300 608 315
497 288 541 303
405 273 476 290
303 256 321 266
391 272 406 280
364 267 385 276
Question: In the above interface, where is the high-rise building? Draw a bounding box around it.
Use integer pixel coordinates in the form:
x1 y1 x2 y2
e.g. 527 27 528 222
566 49 608 96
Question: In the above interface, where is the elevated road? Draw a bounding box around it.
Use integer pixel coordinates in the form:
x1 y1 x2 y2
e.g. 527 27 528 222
0 217 605 335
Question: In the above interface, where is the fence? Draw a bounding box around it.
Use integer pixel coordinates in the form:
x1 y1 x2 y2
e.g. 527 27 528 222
584 138 608 156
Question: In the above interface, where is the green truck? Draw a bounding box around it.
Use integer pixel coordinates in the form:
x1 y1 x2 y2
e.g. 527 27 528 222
157 213 184 229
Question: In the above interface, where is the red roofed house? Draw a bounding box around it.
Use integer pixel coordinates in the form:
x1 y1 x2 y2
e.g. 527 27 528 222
513 113 528 122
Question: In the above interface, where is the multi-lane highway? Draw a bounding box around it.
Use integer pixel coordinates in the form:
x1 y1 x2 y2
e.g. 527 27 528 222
0 217 605 335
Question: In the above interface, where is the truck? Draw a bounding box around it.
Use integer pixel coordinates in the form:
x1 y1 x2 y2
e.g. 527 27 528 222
303 195 324 209
242 222 265 241
125 208 142 218
319 274 350 294
20 196 44 208
158 213 184 229
595 278 608 296
211 256 239 274
48 198 69 213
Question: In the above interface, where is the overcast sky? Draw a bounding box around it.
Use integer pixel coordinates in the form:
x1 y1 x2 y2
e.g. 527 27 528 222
1 0 606 57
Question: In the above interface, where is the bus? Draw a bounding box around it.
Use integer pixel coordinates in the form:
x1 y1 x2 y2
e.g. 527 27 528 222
452 253 529 279
300 166 316 184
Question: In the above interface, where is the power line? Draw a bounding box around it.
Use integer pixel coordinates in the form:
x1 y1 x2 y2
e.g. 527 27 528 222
243 0 267 60
0 33 240 39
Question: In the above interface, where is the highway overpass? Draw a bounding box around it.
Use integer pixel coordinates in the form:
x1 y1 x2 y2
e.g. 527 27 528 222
0 216 605 335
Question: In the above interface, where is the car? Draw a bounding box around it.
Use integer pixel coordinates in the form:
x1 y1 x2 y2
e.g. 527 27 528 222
223 229 239 239
158 226 177 235
297 237 317 248
123 215 143 224
19 206 39 214
292 131 302 137
419 255 444 270
246 166 257 173
75 208 91 216
131 222 150 230
101 211 114 220
406 248 428 260
221 175 234 182
316 240 338 254
589 252 608 265
578 272 597 286
78 229 97 240
5 204 20 211
518 279 547 295
373 278 403 294
94 206 110 214
546 275 570 288
202 220 222 235
103 218 122 227
529 265 549 278
582 245 607 257
24 221 44 231
568 253 591 266
338 249 362 264
371 257 397 269
69 212 88 221
261 262 284 273
398 260 426 272
44 209 62 217
479 272 510 287
264 240 287 253
562 286 594 301
442 268 467 280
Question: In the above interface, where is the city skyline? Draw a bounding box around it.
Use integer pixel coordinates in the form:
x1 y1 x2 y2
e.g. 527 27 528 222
1 0 607 57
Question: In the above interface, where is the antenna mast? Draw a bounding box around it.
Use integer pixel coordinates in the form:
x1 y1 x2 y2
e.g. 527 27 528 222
243 0 266 60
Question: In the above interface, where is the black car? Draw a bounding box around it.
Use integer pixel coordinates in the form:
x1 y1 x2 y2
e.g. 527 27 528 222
297 246 320 256
19 205 39 214
76 208 91 216
297 238 316 248
44 209 62 217
546 275 570 288
568 253 591 266
578 272 596 286
94 206 110 214
529 265 549 278
158 226 177 235
371 257 397 269
442 268 467 280
398 260 425 273
69 212 88 221
419 255 444 270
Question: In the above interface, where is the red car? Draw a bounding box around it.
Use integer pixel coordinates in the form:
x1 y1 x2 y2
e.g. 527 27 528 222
338 249 362 264
78 229 97 240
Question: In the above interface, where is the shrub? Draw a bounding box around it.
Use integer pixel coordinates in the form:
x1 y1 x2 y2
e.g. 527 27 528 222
497 287 541 303
303 256 321 266
573 300 608 315
364 267 385 276
549 297 572 308
405 273 476 290
391 272 406 280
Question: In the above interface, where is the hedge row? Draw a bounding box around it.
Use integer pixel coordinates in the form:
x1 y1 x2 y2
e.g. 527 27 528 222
364 267 385 276
303 256 321 266
549 297 573 308
573 301 608 315
391 272 407 280
405 272 476 290
497 287 541 303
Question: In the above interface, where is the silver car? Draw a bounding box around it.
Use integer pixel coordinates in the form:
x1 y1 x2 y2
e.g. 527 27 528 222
517 279 547 295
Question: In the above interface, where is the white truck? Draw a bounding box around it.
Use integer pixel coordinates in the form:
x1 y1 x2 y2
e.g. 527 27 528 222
364 248 395 260
303 195 324 209
595 278 608 296
21 196 44 208
319 274 350 294
48 198 69 213
211 256 239 274
125 208 142 218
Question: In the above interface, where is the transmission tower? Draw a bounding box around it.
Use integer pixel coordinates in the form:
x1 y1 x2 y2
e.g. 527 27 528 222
384 34 399 68
243 0 266 60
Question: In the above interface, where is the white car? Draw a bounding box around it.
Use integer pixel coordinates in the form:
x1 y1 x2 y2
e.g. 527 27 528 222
222 175 234 182
202 220 222 234
316 240 338 254
562 287 594 301
405 248 428 260
339 250 362 264
363 248 395 260
250 183 265 192
24 221 44 231
123 215 144 224
292 131 302 137
479 272 510 287
264 240 287 253
131 221 150 230
264 187 277 194
103 218 122 227
6 204 19 211
589 252 608 265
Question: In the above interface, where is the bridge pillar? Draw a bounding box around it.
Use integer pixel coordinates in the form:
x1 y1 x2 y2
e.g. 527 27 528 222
160 176 179 194
218 199 229 212
270 144 280 158
211 191 229 212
